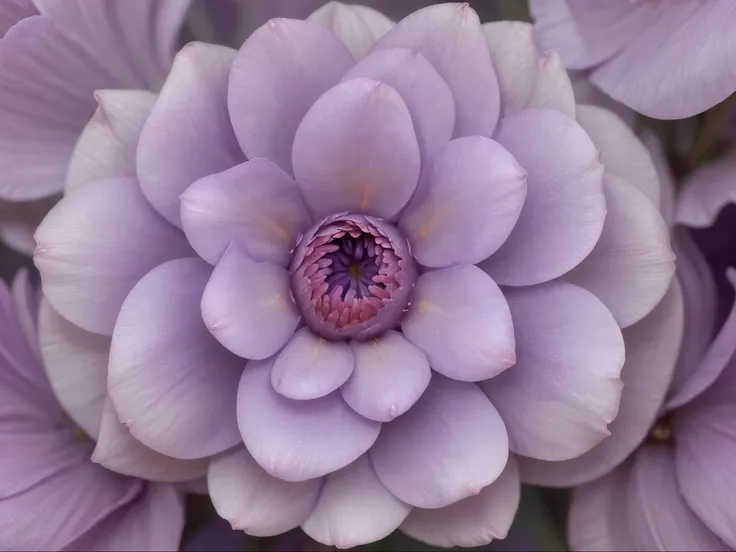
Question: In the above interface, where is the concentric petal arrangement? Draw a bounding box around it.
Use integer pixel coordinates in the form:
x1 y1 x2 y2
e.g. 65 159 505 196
32 4 675 548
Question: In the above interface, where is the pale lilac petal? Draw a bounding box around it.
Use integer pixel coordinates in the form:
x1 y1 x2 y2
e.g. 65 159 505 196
208 447 322 537
38 299 108 440
180 158 311 266
482 21 575 118
272 327 354 400
228 18 354 174
92 399 209 483
34 177 193 335
66 90 156 194
399 137 527 268
641 129 676 228
401 266 514 382
370 375 508 509
292 78 420 220
576 104 660 206
401 456 520 548
627 444 730 550
201 243 301 360
0 0 36 37
564 173 675 328
341 330 430 422
302 455 410 548
676 151 736 228
372 3 500 137
9 268 40 360
570 71 638 128
308 2 393 59
519 281 683 486
481 281 624 461
0 196 55 255
138 43 245 228
342 47 454 157
590 2 736 119
64 483 186 552
481 108 605 286
238 357 381 482
108 258 243 459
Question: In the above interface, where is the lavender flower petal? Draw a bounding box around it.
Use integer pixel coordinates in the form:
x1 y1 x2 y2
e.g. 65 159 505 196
307 2 393 60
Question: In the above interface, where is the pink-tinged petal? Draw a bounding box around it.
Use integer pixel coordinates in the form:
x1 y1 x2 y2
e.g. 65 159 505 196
564 173 675 328
400 136 526 268
138 43 245 228
92 399 209 483
238 358 381 482
342 47 454 157
228 18 354 174
519 281 683 486
302 455 410 548
180 159 311 266
567 463 635 551
401 456 520 548
64 483 186 552
401 265 515 382
34 177 192 336
201 243 300 361
372 3 500 138
481 108 605 286
0 196 55 256
9 268 40 360
341 330 431 422
108 258 243 459
308 2 393 59
272 327 354 400
482 21 575 118
292 78 420 220
370 375 508 509
38 299 108 440
481 281 624 461
627 444 730 550
641 130 676 228
0 0 36 37
576 104 660 206
208 447 322 537
676 151 736 228
590 2 736 119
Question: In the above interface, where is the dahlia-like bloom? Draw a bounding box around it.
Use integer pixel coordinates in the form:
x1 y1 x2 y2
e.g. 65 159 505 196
0 271 193 550
530 0 736 119
0 0 191 253
34 5 675 547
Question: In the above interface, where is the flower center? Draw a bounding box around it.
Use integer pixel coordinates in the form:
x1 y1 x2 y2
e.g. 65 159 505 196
290 213 416 341
648 412 674 444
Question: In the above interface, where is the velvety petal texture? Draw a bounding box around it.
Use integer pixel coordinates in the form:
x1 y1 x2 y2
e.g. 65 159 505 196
308 2 393 59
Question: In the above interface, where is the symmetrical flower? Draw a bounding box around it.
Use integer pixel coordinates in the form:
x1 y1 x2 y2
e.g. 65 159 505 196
530 0 736 119
0 271 189 550
33 4 675 548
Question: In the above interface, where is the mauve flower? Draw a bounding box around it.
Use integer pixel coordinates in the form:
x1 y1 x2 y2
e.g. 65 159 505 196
33 6 674 547
0 0 191 253
0 270 192 550
530 0 736 119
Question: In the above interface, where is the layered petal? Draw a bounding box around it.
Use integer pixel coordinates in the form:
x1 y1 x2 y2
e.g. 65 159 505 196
228 17 354 174
308 2 393 59
399 136 527 268
272 327 354 400
34 177 192 335
342 47 454 157
237 358 381 482
676 151 736 228
482 21 575 118
481 281 624 461
370 375 508 509
481 108 605 286
401 456 520 548
519 281 683 486
372 3 500 137
292 78 420 220
180 159 311 266
401 265 515 382
108 258 243 459
0 196 56 256
201 243 301 360
0 0 36 37
138 43 245 228
302 455 410 548
208 447 321 537
341 330 431 422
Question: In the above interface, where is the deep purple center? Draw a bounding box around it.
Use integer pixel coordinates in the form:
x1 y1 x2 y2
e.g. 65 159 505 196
290 213 416 341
